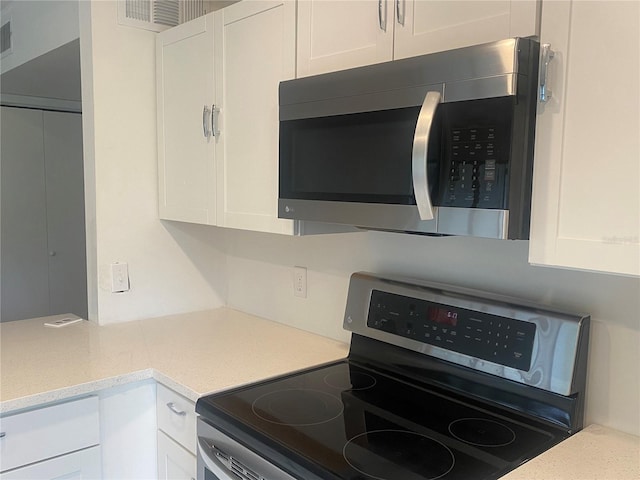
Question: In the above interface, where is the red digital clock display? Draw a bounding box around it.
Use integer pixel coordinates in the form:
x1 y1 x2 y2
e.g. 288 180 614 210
428 306 459 327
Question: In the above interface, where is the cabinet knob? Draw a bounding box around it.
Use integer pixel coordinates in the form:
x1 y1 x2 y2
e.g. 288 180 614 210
0 432 6 438
49 251 56 257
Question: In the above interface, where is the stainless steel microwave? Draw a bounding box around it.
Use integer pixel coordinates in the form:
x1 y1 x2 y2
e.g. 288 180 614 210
278 38 540 239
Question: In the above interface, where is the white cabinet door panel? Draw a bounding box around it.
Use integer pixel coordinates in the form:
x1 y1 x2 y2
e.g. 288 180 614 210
394 0 538 60
529 0 639 276
157 15 216 225
215 0 296 234
297 0 393 76
157 431 196 480
0 446 101 480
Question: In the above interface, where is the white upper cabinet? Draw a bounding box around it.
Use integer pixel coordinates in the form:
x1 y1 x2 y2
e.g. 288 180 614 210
394 0 539 60
156 15 216 225
529 0 639 276
297 0 394 77
297 0 539 77
214 0 297 234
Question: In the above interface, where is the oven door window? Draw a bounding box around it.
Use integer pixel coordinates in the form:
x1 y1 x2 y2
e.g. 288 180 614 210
279 106 441 205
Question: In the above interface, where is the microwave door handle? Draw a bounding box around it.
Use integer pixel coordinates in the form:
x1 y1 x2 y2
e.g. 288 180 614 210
412 91 441 221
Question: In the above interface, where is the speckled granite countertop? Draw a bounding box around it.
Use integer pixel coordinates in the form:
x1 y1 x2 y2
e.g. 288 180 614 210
1 309 638 478
0 308 349 413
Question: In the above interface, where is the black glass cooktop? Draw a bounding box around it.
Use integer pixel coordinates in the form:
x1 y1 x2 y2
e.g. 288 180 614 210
197 360 566 480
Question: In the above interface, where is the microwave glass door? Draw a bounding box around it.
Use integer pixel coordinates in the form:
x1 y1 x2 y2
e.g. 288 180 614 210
279 106 441 205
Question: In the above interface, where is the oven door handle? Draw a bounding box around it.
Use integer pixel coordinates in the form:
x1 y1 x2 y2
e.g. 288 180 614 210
412 90 441 221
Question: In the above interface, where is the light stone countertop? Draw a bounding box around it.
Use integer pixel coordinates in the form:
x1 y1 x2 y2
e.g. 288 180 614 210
1 309 638 479
0 308 349 413
501 424 640 480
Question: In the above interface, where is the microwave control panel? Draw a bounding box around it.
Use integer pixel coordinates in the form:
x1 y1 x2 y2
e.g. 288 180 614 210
366 290 536 372
437 97 513 209
442 126 506 209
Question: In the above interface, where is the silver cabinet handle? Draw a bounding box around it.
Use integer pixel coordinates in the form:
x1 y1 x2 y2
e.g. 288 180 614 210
396 0 405 25
166 402 187 416
539 43 555 103
211 104 220 137
202 105 211 138
378 0 387 31
412 90 441 221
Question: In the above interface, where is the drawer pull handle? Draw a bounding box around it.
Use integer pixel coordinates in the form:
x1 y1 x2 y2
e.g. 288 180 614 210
166 402 187 416
0 432 5 438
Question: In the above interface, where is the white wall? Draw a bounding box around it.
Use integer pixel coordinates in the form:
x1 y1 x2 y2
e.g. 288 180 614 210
0 0 79 75
79 1 226 324
224 228 640 436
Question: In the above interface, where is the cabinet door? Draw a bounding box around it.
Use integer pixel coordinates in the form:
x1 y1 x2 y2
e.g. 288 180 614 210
0 446 101 480
297 0 393 77
157 14 216 225
157 431 196 480
393 0 539 60
214 0 296 234
529 1 639 276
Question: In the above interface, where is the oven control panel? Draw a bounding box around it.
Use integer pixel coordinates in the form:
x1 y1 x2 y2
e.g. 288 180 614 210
367 290 536 371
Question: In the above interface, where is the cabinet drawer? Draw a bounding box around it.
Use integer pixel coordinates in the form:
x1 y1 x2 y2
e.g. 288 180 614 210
157 384 196 453
0 445 101 480
0 396 99 473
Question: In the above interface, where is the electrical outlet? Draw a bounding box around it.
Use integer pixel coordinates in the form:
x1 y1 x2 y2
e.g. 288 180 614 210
111 262 130 293
294 266 307 298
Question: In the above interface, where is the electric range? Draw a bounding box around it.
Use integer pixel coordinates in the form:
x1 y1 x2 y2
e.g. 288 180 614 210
196 272 590 480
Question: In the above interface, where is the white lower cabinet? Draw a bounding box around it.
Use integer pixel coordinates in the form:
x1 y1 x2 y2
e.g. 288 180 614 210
157 431 196 480
0 396 100 478
157 384 197 479
0 446 101 480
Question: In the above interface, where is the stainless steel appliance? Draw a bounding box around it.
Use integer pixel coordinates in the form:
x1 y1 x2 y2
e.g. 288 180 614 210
278 38 540 239
196 272 590 480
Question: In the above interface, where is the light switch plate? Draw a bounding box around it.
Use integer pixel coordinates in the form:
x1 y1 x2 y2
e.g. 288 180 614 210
111 262 130 293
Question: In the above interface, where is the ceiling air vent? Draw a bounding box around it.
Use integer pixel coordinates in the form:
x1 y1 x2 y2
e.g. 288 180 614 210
1 20 12 56
118 0 208 32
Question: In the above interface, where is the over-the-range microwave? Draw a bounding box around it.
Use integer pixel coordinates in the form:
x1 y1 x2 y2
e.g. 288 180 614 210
278 38 540 239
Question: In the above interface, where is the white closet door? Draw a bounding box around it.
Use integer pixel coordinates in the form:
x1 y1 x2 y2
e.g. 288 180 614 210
0 107 50 321
43 111 88 318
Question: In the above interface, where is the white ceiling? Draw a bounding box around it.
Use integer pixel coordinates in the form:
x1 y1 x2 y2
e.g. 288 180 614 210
0 38 81 102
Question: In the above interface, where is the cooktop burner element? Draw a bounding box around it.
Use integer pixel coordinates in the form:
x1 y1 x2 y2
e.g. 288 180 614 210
251 389 344 426
448 418 516 447
324 370 377 390
343 430 455 480
196 272 590 480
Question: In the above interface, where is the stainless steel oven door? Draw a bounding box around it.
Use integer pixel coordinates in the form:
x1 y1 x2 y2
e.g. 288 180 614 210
197 417 297 480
